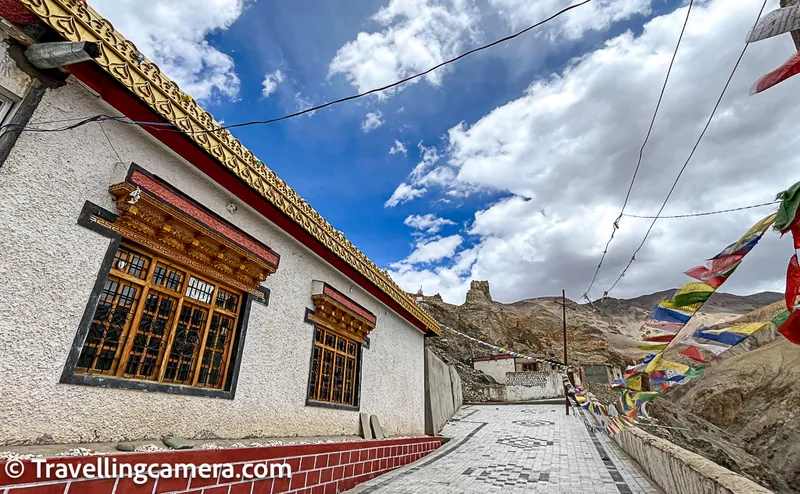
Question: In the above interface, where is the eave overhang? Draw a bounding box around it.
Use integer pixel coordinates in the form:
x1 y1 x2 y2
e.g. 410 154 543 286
7 0 439 335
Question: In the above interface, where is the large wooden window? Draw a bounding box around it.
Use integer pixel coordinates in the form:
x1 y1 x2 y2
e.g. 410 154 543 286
76 243 242 390
308 326 361 406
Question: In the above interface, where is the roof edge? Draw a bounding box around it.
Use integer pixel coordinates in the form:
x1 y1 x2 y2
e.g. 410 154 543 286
13 0 439 334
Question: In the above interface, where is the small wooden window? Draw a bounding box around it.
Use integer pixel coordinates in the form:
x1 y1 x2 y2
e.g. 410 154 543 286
76 242 242 390
308 326 360 407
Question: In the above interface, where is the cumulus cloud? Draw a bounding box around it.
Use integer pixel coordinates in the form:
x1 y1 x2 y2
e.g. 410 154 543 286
389 139 408 155
328 0 654 100
328 0 479 98
390 235 464 270
385 0 799 304
91 0 245 102
404 214 456 234
261 70 285 98
362 111 384 132
490 0 652 38
386 142 469 206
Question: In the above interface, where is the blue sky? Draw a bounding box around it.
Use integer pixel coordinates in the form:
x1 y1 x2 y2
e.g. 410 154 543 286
93 0 800 304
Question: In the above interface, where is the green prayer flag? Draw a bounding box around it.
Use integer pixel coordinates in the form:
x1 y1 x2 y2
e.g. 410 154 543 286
772 310 791 328
673 290 714 308
774 181 800 231
684 365 706 379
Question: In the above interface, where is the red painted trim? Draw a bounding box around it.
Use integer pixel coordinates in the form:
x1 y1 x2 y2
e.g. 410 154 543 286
0 0 37 24
128 169 280 267
63 61 432 335
0 437 442 490
321 283 377 325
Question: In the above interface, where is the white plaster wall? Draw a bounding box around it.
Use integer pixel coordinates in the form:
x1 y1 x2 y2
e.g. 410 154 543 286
505 372 563 401
472 359 515 384
0 78 426 445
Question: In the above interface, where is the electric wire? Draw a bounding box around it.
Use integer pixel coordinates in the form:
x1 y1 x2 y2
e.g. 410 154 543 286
0 1 592 138
582 0 695 302
623 200 777 219
599 0 770 299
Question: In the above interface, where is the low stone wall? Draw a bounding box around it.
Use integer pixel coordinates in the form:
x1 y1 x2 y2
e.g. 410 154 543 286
0 437 441 494
423 349 463 434
612 427 772 494
474 384 506 401
505 371 563 401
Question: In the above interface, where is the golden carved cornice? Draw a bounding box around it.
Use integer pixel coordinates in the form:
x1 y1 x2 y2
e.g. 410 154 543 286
107 182 276 296
311 296 375 344
17 0 439 335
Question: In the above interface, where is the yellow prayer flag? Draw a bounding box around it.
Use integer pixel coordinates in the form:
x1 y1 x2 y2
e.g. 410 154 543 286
675 282 716 296
656 359 690 373
626 375 642 391
703 322 768 336
659 299 702 313
644 352 663 374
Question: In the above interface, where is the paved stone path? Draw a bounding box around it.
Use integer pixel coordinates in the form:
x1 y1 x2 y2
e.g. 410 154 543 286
349 404 662 493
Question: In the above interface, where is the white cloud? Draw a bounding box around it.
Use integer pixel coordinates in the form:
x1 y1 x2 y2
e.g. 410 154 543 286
391 235 464 269
91 0 245 102
385 183 428 207
261 70 285 98
385 141 473 206
362 111 384 132
294 92 316 116
328 0 479 98
384 0 798 304
389 139 408 155
490 0 652 39
404 214 456 234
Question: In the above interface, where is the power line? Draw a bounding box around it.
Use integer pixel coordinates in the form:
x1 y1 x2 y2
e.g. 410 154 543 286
582 0 695 302
181 0 593 134
599 0 770 299
0 1 592 139
623 200 777 219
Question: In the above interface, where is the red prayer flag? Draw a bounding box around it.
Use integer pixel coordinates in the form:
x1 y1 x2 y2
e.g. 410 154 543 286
786 255 800 312
685 253 744 288
680 345 709 363
778 309 800 345
751 51 800 95
643 334 676 343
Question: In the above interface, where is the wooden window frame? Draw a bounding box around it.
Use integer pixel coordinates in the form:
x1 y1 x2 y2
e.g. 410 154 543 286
62 202 269 399
303 308 364 411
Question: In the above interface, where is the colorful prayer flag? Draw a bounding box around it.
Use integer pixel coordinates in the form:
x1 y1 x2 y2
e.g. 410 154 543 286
650 306 692 324
673 282 716 307
748 4 800 42
786 254 800 311
750 52 800 95
778 310 800 344
680 345 709 363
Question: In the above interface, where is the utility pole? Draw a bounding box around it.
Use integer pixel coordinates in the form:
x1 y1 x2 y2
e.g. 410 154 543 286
562 289 569 415
553 291 576 415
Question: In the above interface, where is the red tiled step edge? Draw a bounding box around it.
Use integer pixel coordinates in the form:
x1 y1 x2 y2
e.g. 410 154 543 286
0 436 441 493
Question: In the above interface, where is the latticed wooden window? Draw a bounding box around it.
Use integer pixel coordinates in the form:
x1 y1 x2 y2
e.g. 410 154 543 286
76 243 242 390
308 327 360 406
306 281 376 409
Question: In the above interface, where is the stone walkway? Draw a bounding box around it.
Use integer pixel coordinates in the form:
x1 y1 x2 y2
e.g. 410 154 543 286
348 404 662 493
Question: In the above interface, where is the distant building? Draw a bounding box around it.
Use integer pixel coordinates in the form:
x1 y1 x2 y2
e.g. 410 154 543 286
472 355 547 384
580 363 624 384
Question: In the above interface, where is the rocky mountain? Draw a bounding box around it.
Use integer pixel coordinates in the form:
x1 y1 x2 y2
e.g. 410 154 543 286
421 280 783 400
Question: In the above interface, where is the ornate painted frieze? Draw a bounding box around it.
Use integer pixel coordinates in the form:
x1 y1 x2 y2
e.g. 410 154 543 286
104 171 279 297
